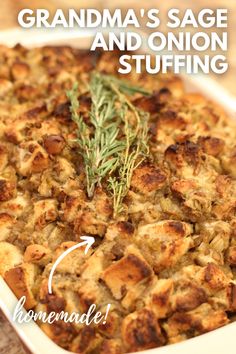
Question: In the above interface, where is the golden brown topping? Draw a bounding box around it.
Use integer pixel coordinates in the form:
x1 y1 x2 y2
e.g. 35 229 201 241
201 263 228 290
31 199 58 230
158 110 187 131
4 263 38 309
122 308 165 351
71 327 102 353
0 78 12 97
226 246 236 266
43 135 65 155
53 102 71 121
0 145 8 171
165 303 228 339
134 89 170 113
0 179 15 201
41 321 77 349
227 283 236 311
51 241 90 276
14 84 39 102
165 141 201 170
136 221 193 272
171 179 198 198
221 147 236 177
0 242 23 275
100 339 123 354
23 104 47 120
102 247 153 300
24 244 51 265
41 293 66 313
215 175 232 196
0 193 29 217
146 278 173 318
173 283 207 312
138 220 192 242
11 61 30 81
131 163 167 194
17 142 49 175
198 136 225 156
0 213 14 241
98 310 120 337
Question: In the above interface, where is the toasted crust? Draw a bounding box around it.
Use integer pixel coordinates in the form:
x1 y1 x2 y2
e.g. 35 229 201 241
145 278 173 318
24 244 51 265
131 163 167 194
0 242 23 275
4 263 38 309
164 303 229 341
122 308 165 351
135 221 193 271
17 141 49 175
102 246 153 300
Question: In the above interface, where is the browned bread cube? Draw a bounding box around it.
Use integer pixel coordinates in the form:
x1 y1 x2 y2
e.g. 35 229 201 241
4 263 38 309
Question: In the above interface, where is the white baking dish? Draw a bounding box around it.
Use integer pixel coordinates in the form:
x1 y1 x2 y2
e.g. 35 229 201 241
0 28 236 354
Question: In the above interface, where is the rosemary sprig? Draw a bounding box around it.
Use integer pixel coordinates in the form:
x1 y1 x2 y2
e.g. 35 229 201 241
107 81 149 217
67 72 150 216
67 76 124 198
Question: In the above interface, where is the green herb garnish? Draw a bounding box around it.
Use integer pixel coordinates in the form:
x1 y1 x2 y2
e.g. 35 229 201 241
67 73 150 216
67 74 124 198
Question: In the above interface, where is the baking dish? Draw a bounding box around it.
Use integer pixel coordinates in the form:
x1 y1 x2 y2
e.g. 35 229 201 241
0 27 236 354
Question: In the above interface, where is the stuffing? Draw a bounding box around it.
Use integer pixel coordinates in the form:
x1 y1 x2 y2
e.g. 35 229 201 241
122 308 165 352
4 263 38 309
0 78 13 97
43 135 65 155
0 213 15 241
130 162 167 195
0 193 30 217
70 327 102 353
135 220 193 271
164 303 228 342
102 246 153 300
11 61 30 81
50 241 91 275
17 141 49 175
0 144 8 170
221 146 236 178
0 178 16 201
0 242 23 275
28 198 58 230
0 45 235 353
41 321 77 349
145 278 173 318
23 244 51 265
100 339 123 354
227 246 236 266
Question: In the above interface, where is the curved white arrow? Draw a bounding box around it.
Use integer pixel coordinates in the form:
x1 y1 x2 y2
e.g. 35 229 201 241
48 236 95 294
